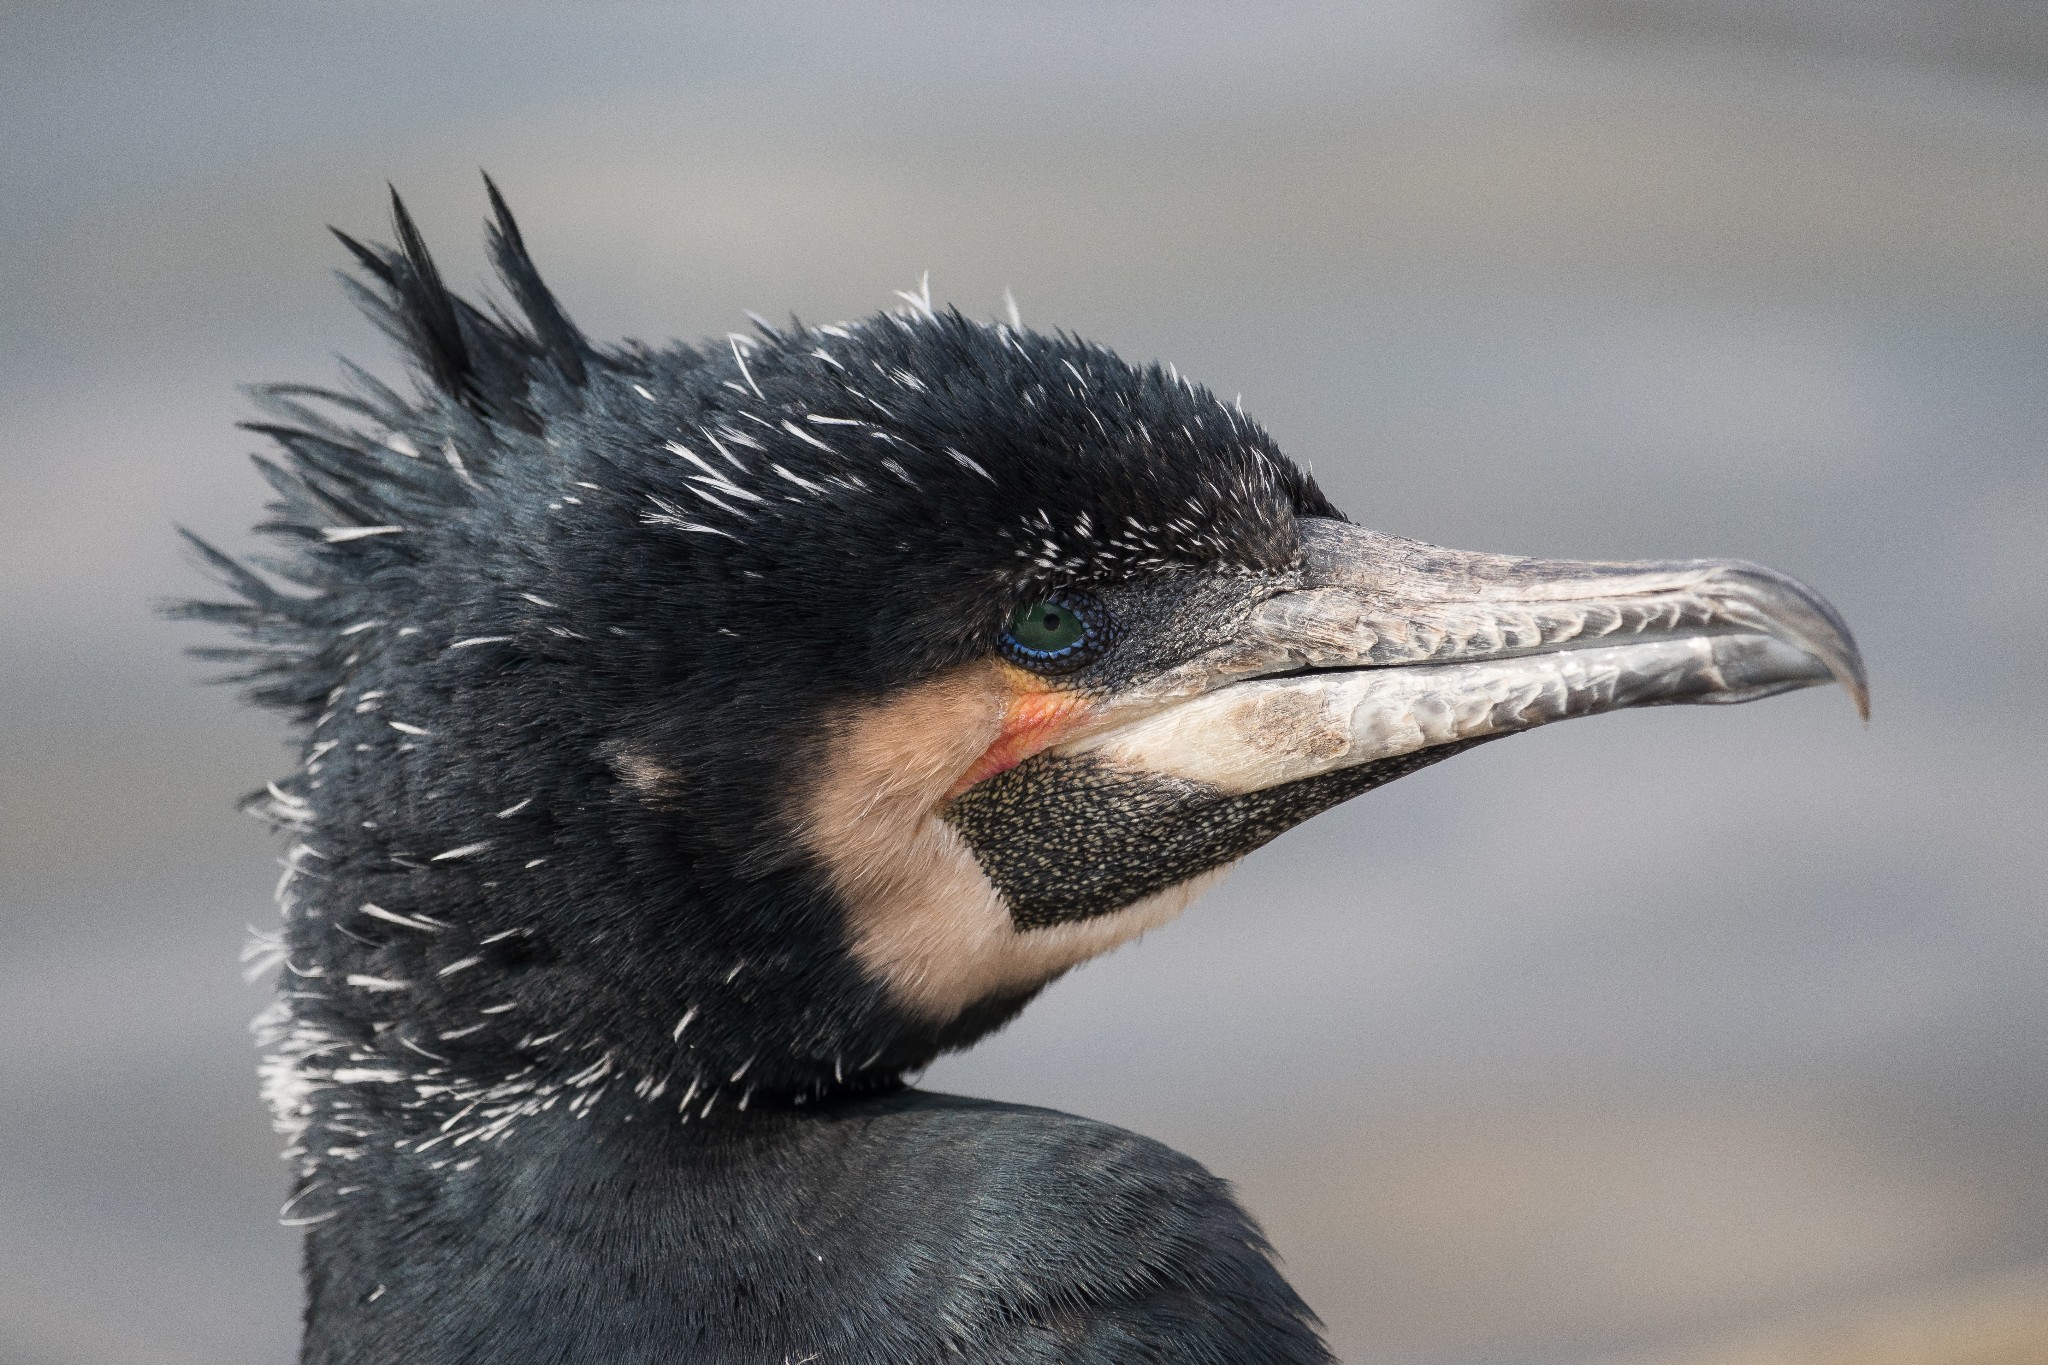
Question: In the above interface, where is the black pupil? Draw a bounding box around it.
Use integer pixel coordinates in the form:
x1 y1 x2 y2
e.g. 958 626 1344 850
1042 611 1062 631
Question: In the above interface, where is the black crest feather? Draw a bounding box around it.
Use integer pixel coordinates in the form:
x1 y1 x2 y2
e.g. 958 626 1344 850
385 187 476 408
483 172 589 387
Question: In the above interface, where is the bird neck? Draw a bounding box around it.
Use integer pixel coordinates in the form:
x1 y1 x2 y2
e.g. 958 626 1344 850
295 1090 875 1357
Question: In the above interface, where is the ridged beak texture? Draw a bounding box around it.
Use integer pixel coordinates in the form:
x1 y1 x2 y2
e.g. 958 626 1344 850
1059 517 1868 796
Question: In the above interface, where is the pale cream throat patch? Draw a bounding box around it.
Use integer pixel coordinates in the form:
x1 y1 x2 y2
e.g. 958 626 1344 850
799 661 1228 1023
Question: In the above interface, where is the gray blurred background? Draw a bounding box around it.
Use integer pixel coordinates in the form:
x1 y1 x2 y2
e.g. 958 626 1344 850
4 3 2046 1362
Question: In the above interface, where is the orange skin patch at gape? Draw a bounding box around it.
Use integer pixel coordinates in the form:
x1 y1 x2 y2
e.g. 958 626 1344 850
948 672 1096 799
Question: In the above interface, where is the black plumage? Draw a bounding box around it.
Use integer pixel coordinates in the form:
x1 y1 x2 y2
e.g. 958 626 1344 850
181 182 1865 1363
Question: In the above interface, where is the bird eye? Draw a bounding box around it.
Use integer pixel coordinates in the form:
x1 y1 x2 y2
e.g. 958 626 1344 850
1011 602 1084 652
1001 593 1113 673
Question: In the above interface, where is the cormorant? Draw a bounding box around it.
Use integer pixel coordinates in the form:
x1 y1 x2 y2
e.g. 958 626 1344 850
181 182 1866 1364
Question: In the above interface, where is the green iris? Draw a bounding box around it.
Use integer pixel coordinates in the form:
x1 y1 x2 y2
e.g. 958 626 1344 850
1007 600 1087 655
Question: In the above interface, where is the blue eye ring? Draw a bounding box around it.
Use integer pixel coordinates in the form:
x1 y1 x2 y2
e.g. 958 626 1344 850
1000 591 1115 674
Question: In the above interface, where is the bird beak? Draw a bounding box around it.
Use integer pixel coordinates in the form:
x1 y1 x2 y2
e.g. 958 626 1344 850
1055 517 1867 795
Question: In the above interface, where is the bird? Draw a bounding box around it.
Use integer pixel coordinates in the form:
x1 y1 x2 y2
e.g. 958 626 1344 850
179 180 1867 1364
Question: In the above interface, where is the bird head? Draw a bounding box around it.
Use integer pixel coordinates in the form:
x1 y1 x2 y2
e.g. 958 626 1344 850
184 186 1864 1174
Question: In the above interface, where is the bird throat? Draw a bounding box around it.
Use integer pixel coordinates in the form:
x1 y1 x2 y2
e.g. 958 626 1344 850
945 742 1490 928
